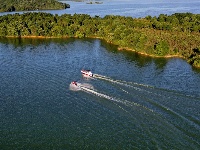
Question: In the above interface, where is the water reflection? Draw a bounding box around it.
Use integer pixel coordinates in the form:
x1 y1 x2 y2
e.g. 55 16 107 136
154 57 168 70
0 37 199 74
192 66 200 73
122 51 153 68
0 37 73 47
100 39 163 68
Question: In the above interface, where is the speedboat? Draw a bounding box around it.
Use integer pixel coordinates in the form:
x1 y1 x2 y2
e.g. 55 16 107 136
81 69 93 77
70 81 82 91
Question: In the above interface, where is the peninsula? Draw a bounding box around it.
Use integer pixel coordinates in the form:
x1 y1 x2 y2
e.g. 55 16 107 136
0 0 70 12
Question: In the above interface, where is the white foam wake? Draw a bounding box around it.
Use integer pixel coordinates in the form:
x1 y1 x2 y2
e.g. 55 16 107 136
79 85 153 113
93 74 148 91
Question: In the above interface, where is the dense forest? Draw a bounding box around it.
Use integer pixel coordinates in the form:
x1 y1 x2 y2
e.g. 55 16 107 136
0 12 199 67
0 0 70 12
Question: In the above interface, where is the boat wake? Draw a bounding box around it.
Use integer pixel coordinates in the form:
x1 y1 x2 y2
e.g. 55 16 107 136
93 73 200 100
69 71 200 145
69 82 94 91
93 73 154 94
92 73 200 130
93 73 152 88
79 83 154 113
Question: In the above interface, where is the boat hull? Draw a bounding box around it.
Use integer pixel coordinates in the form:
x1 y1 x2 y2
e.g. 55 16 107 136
81 70 93 77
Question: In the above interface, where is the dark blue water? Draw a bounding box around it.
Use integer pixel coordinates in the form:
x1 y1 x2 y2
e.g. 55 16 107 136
0 38 200 149
0 0 200 17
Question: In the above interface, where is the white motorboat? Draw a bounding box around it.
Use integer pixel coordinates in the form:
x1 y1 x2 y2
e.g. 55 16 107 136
81 69 93 77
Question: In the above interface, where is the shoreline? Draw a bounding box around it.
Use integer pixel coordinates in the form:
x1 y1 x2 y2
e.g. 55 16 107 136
6 35 69 39
3 35 197 68
117 47 184 59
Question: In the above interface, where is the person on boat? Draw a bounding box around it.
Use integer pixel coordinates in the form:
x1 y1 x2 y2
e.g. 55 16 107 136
72 81 77 86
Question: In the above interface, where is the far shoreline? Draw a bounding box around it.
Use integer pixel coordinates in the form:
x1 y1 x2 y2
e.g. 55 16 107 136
0 0 70 13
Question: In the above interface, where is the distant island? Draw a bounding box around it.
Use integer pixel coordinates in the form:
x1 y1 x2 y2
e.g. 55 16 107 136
0 12 199 68
86 2 103 4
0 0 70 12
64 0 103 4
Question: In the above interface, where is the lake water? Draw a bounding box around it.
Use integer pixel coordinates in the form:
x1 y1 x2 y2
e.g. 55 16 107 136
0 0 200 18
0 1 200 149
0 38 200 149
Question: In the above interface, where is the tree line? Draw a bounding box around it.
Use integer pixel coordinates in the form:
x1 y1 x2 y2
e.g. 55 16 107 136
0 0 70 12
0 12 199 67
